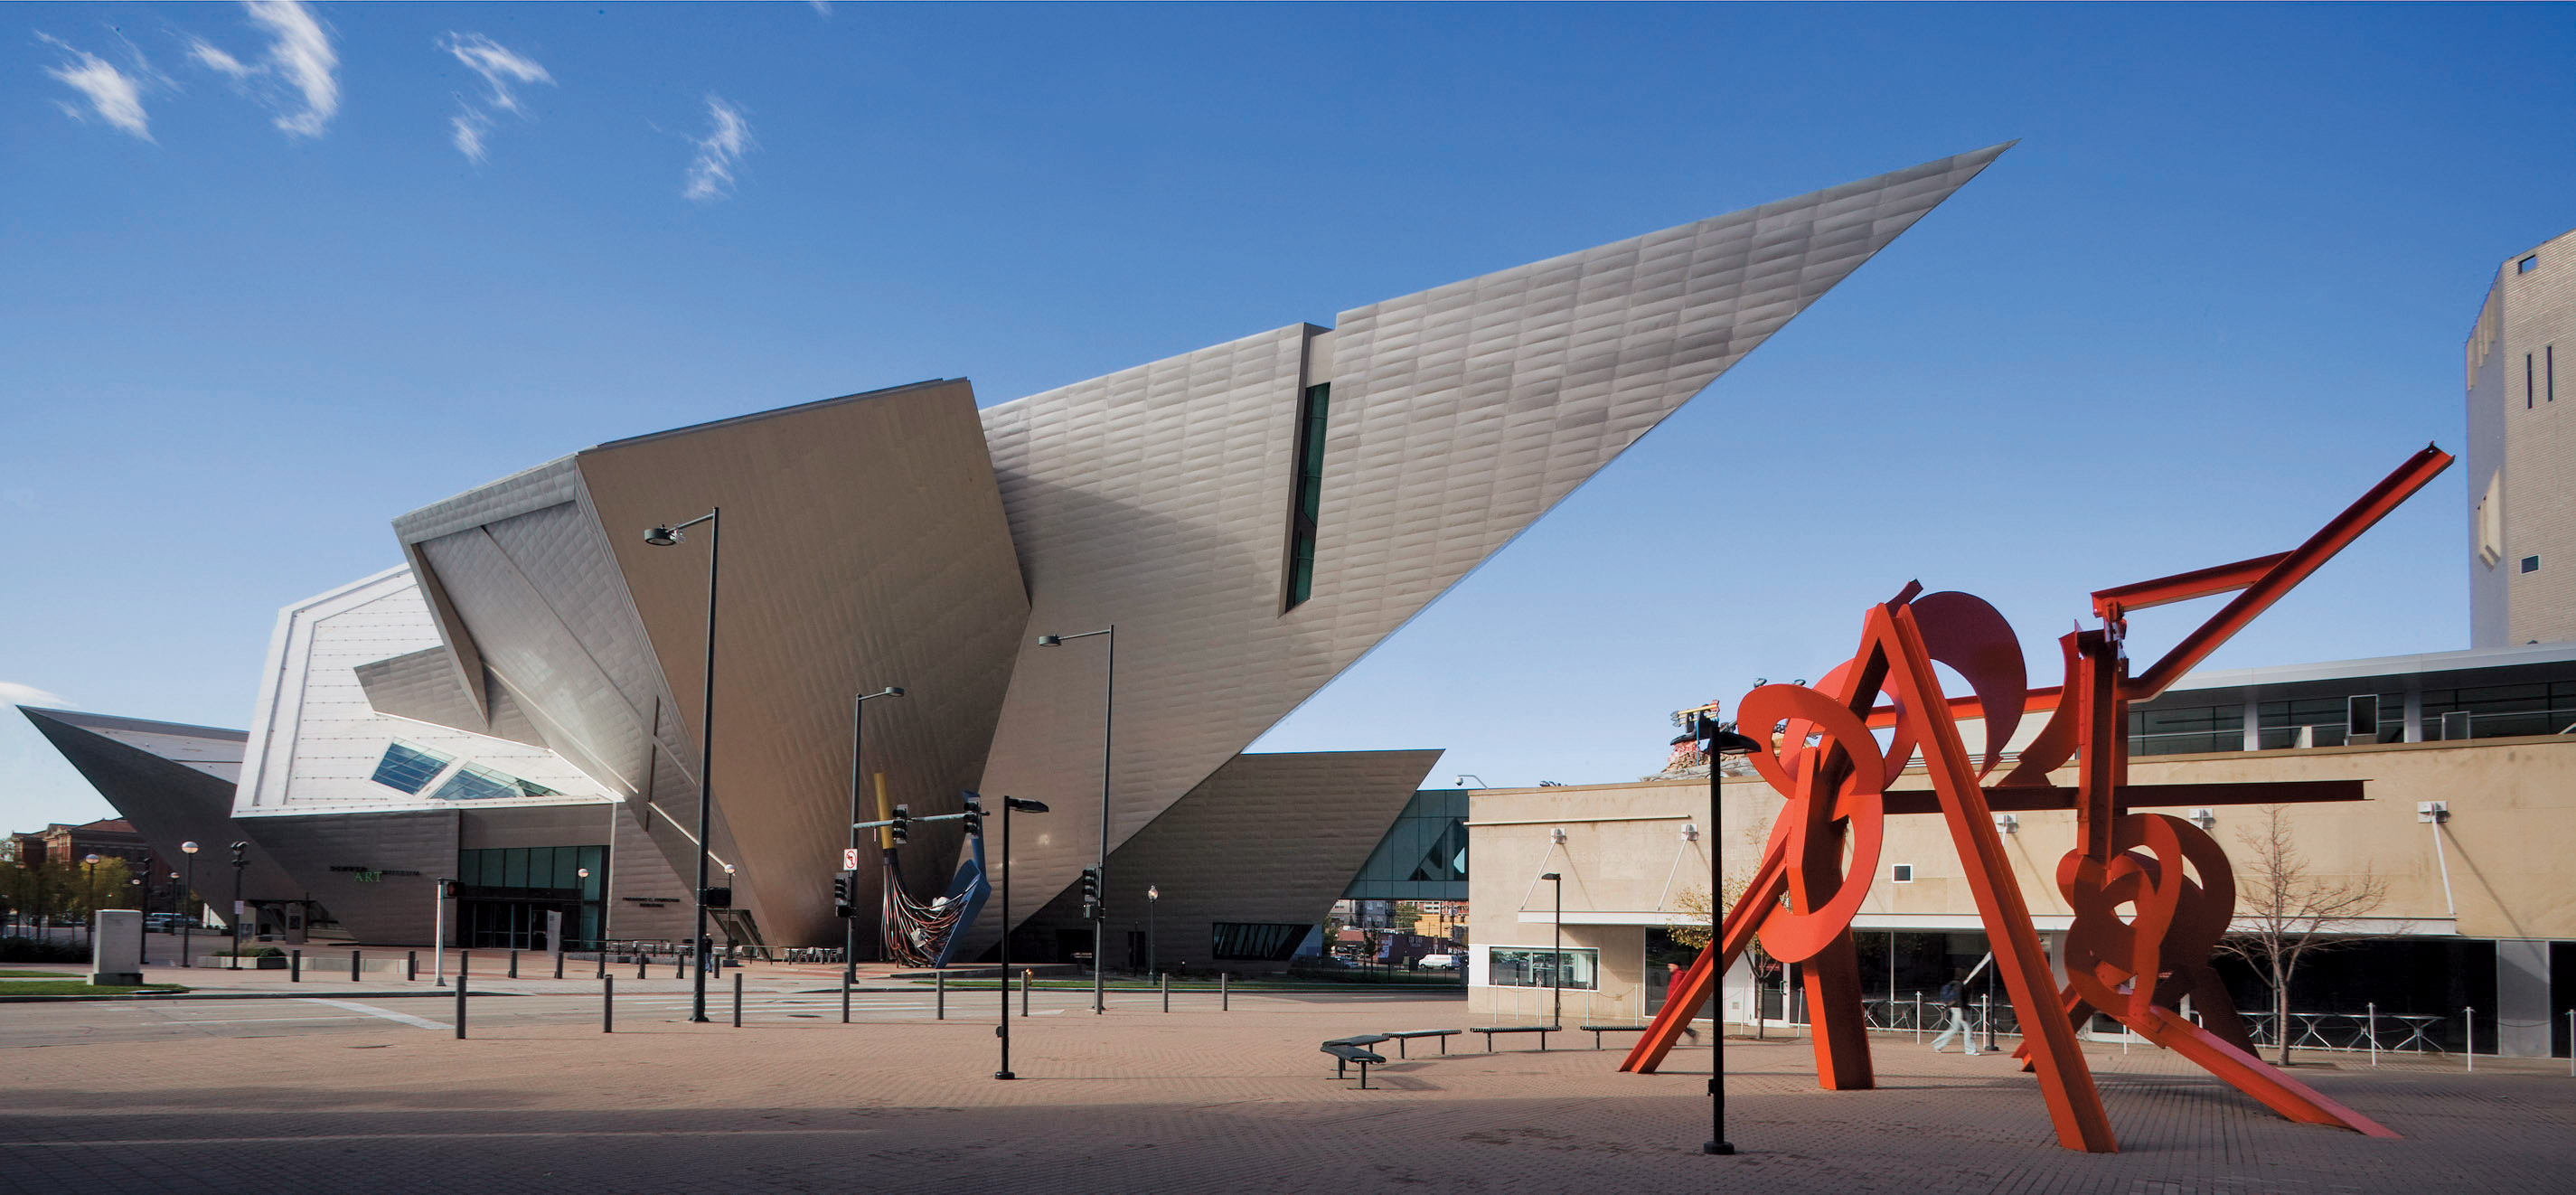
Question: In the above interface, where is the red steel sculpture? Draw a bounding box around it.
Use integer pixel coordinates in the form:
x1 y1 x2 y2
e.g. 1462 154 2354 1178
1620 445 2451 1153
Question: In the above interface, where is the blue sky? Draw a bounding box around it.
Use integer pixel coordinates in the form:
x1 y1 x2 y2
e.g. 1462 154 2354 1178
5 3 2572 828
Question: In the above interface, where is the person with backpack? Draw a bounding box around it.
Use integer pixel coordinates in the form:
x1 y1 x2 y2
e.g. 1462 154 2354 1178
1930 967 1979 1055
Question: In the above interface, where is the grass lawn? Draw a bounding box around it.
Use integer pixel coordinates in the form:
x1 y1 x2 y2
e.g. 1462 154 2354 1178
0 970 80 978
0 981 189 996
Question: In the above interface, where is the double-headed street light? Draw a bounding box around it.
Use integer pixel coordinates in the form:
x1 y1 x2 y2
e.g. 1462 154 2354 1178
994 795 1050 1080
1673 711 1767 1158
644 509 721 1024
1036 626 1114 1015
846 686 906 987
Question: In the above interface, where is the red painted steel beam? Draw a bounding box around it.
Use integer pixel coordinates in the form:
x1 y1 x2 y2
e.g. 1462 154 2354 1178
2090 552 2290 617
1619 845 1787 1075
1866 686 2062 729
2127 446 2453 701
1879 603 2117 1153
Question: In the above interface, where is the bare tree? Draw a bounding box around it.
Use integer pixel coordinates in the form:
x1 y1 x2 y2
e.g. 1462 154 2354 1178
2214 805 2393 1066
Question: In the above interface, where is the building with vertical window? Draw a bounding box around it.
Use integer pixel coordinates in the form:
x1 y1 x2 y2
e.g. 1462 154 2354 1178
25 145 2008 963
2468 225 2576 646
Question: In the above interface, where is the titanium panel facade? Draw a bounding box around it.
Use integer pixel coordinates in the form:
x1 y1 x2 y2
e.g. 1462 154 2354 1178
966 145 2009 954
17 707 301 918
1009 749 1442 973
394 380 1030 948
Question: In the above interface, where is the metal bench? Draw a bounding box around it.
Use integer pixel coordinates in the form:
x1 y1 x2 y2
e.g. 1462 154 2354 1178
1468 1024 1557 1052
1321 1042 1387 1088
1380 1029 1462 1058
1577 1023 1647 1050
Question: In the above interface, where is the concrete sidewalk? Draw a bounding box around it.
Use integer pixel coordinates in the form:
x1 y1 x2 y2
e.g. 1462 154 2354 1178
4 991 2568 1194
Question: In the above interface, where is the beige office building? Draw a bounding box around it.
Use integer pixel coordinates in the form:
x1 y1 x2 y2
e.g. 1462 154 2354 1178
1467 644 2576 1059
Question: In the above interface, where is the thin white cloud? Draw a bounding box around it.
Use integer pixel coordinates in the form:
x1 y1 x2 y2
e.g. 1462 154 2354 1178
188 38 250 79
682 95 755 203
438 33 552 163
39 34 155 141
808 1 832 14
0 682 75 710
188 0 339 139
442 33 550 114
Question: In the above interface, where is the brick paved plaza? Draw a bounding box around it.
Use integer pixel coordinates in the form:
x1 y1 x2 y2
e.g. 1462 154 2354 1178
4 964 2571 1194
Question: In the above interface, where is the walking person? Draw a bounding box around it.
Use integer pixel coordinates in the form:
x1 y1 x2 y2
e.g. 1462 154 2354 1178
1930 969 1979 1056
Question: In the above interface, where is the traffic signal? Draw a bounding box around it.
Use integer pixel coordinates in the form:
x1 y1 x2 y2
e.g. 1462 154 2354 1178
1078 867 1102 920
437 878 457 899
229 841 249 867
832 870 857 918
958 792 984 837
889 805 910 845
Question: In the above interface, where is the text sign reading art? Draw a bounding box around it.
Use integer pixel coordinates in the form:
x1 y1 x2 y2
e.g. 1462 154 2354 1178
1621 445 2448 1153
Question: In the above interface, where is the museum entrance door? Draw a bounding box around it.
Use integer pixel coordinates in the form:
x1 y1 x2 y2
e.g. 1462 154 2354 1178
463 899 580 951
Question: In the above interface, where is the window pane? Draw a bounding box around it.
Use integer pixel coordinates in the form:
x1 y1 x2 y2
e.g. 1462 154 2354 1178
503 848 528 889
371 741 456 794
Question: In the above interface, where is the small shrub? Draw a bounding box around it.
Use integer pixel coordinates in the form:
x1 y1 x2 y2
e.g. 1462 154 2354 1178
0 937 88 964
214 946 285 958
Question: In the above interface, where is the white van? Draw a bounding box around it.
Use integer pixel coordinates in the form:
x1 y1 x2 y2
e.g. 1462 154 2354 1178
1416 953 1458 971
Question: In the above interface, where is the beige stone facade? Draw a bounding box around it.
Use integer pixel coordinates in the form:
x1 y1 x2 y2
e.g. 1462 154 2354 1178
2468 226 2576 647
1468 720 2576 1054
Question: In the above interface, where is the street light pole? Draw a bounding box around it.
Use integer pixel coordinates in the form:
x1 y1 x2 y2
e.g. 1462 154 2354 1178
645 509 721 1024
1540 872 1563 1029
846 687 905 988
82 854 100 950
1146 885 1158 977
996 795 1049 1080
227 842 249 970
1036 626 1114 1015
179 842 197 968
1674 710 1765 1158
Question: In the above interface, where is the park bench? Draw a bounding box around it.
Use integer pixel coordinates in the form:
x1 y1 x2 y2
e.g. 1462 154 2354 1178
1321 1040 1388 1089
1577 1023 1647 1050
1378 1029 1462 1058
1468 1024 1557 1052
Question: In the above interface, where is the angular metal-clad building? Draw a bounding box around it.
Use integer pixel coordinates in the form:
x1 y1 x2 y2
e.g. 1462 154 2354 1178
32 146 2007 961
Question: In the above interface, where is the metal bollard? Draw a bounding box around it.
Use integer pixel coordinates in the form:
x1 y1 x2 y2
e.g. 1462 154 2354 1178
841 976 851 1024
353 950 362 983
1913 992 1923 1044
408 950 418 982
290 950 301 983
554 950 564 980
1220 972 1228 1012
595 950 605 980
638 951 648 980
2466 1007 2476 1071
2368 1002 2378 1067
1981 993 1994 1053
936 970 946 1021
733 971 743 1028
1021 969 1031 1018
603 975 614 1033
675 954 686 980
1161 972 1170 1012
455 966 468 1040
509 949 519 979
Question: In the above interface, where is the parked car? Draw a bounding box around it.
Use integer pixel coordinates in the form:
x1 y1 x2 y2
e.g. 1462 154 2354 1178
1415 953 1459 971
